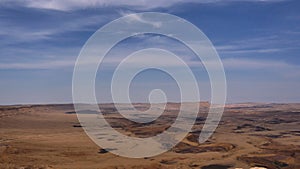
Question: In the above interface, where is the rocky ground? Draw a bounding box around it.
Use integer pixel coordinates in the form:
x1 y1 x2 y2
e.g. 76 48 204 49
0 103 299 169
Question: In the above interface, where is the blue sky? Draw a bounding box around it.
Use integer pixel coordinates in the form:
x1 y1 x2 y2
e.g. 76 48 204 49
0 0 300 104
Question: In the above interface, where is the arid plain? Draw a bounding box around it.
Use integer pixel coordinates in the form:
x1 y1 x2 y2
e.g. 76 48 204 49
0 103 299 169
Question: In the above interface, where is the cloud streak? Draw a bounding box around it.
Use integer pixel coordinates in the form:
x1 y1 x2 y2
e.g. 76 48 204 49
1 0 289 11
0 53 297 74
0 13 114 44
0 60 75 69
215 35 299 55
119 11 162 28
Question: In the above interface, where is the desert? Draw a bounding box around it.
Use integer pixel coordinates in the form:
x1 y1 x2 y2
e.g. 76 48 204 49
0 103 299 169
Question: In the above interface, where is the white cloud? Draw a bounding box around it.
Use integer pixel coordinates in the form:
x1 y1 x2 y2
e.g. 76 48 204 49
221 58 290 69
2 50 297 77
215 35 296 55
218 48 283 54
0 13 114 45
0 60 75 69
0 0 288 11
119 11 162 28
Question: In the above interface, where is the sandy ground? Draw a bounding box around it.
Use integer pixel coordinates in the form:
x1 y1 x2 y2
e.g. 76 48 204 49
0 103 299 169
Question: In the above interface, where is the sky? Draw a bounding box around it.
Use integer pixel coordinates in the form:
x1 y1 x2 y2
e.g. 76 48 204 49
0 0 300 105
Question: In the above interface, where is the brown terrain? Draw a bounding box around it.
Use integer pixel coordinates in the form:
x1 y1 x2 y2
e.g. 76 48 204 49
0 102 299 169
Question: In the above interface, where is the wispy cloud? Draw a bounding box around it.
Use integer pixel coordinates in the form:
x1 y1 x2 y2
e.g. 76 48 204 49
0 0 289 11
0 60 75 69
222 58 290 69
217 46 283 54
215 35 298 55
0 50 296 74
119 11 162 28
0 0 299 104
0 13 114 44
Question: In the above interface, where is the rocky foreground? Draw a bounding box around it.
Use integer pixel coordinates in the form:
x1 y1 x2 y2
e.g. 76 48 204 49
0 103 299 169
